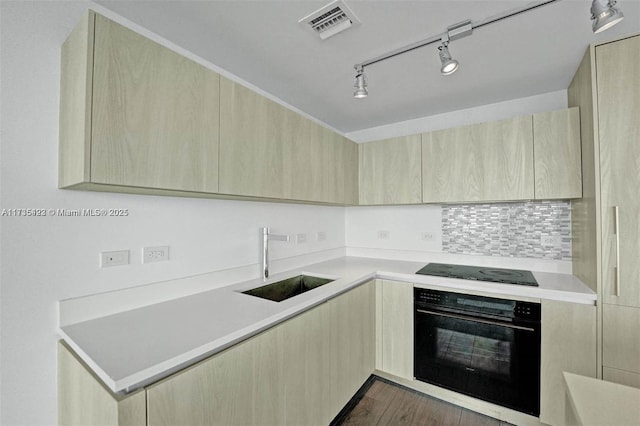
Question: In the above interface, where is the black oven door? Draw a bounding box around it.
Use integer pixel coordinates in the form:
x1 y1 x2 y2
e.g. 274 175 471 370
414 307 540 416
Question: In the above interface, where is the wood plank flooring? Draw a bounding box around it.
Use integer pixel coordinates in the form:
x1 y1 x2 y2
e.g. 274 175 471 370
333 377 512 426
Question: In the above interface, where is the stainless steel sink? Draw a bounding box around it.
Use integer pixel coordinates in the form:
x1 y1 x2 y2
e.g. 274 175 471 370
241 275 334 302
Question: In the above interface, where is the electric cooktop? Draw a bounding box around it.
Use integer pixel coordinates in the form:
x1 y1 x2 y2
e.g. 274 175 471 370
416 263 538 287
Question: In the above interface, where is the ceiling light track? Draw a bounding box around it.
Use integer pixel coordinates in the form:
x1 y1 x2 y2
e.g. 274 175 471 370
352 0 624 99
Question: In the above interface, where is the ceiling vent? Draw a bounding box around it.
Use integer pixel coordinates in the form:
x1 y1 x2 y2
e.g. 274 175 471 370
299 0 360 40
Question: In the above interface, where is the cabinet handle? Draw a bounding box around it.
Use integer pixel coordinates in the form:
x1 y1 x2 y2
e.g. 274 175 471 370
614 205 620 297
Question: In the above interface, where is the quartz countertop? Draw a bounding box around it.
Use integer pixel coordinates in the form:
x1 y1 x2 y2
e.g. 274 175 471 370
563 372 640 425
59 256 596 394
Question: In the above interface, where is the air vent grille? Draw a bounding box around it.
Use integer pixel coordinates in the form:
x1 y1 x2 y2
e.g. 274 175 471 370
299 1 360 40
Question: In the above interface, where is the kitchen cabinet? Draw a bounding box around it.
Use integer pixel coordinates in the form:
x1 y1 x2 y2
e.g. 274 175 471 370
569 34 640 385
147 320 283 425
220 77 358 204
359 135 422 205
327 281 376 415
532 107 582 199
60 12 357 205
143 281 375 425
376 280 413 380
58 341 146 426
59 11 220 194
602 305 640 386
540 300 596 426
219 77 287 199
422 115 535 203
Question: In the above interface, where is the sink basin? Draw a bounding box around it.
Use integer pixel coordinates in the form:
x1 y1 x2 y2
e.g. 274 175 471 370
242 275 334 302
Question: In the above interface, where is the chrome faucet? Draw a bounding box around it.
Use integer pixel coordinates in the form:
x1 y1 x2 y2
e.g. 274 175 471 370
260 227 289 280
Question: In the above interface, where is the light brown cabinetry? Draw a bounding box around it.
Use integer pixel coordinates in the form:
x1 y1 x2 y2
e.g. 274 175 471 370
59 11 220 194
540 300 596 426
145 281 375 426
533 107 582 199
58 341 146 426
422 115 535 203
327 282 376 418
569 34 640 385
420 109 581 204
376 280 413 380
60 12 357 205
359 135 422 205
220 77 358 204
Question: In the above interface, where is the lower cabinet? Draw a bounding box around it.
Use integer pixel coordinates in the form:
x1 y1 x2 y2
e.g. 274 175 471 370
145 281 375 426
602 304 640 388
58 341 146 426
539 300 596 426
376 280 414 380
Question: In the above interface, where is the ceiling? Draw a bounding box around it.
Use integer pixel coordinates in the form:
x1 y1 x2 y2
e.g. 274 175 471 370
95 0 640 134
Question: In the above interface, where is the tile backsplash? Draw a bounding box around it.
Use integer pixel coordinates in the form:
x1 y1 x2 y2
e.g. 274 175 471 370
442 201 571 260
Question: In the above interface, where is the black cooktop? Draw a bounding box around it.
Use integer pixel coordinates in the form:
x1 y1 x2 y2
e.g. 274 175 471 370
416 263 538 287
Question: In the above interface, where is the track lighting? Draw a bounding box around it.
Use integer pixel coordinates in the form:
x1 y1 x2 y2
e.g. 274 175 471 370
353 66 368 99
591 0 624 33
438 41 459 76
351 0 621 97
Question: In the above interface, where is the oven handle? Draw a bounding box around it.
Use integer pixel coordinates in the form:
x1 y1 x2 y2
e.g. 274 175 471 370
416 308 537 332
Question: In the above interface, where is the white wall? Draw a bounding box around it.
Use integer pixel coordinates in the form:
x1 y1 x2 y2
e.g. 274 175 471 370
0 3 345 424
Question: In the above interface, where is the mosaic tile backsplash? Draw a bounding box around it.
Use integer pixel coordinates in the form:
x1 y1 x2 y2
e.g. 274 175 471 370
442 201 571 260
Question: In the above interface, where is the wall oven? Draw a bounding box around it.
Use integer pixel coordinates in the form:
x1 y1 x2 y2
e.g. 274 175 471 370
414 288 541 416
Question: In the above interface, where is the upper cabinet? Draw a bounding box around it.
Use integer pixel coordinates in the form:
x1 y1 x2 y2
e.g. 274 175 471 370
422 115 535 203
219 77 358 204
59 12 580 207
420 109 582 204
59 12 220 193
219 77 287 199
359 135 422 205
532 107 582 199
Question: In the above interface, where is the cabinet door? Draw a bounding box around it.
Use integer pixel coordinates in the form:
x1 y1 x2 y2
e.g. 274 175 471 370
603 304 640 379
280 303 332 425
219 77 286 198
422 115 534 203
359 136 422 205
58 342 146 426
91 14 219 192
328 281 376 417
146 327 283 426
533 107 582 199
597 36 640 306
343 137 359 205
540 300 596 426
378 280 414 379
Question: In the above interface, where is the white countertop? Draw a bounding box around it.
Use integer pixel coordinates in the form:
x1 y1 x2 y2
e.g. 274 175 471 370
563 372 640 425
59 256 596 394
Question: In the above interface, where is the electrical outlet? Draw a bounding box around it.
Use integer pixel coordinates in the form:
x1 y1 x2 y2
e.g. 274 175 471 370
422 232 435 241
143 246 169 263
377 230 390 240
101 250 130 268
540 235 562 247
317 231 326 242
296 233 307 244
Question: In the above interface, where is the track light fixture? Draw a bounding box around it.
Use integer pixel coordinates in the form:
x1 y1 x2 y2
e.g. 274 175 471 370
438 41 459 76
352 0 625 98
353 66 368 99
591 0 624 33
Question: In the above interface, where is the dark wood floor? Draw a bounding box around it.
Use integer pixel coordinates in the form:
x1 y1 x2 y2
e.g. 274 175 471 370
334 377 512 426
